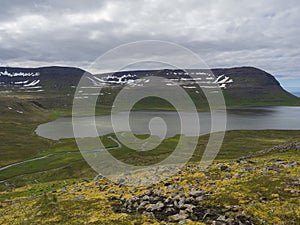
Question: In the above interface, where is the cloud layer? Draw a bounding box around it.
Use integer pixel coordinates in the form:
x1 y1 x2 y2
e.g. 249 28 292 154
0 0 299 80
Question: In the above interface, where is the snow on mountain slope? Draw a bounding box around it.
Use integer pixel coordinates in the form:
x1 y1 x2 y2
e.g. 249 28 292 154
0 69 43 93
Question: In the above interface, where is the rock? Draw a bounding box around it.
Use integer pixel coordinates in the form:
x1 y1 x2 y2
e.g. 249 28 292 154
164 197 172 204
146 201 164 212
142 195 150 201
220 165 231 172
130 188 137 193
212 221 226 225
236 159 247 164
178 198 185 209
178 219 188 224
195 196 204 201
117 177 126 184
61 186 68 193
165 207 176 214
139 201 149 208
73 195 85 201
100 185 108 192
283 161 297 168
168 211 189 222
241 167 254 172
236 215 253 224
184 204 195 213
184 197 195 204
93 174 104 181
142 211 155 218
216 215 226 221
108 196 118 201
259 196 267 203
173 200 179 209
189 190 205 197
273 160 285 165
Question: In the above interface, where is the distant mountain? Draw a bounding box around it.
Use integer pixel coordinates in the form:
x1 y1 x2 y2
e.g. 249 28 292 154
0 66 89 93
0 66 299 108
90 66 300 106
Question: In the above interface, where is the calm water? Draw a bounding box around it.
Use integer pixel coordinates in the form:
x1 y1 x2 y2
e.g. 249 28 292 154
36 106 300 140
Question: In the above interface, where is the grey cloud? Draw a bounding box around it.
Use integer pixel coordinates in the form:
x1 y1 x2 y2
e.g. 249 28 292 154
0 0 299 80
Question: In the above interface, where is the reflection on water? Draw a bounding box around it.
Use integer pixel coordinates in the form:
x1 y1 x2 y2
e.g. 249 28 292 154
36 106 300 140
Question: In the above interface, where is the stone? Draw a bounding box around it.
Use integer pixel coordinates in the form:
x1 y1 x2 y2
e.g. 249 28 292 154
146 201 164 212
142 195 150 201
184 204 195 213
61 186 68 193
178 219 188 224
139 201 149 208
216 215 226 221
220 165 231 172
168 211 189 222
259 196 267 203
93 174 104 181
241 167 254 172
73 195 85 201
283 161 297 168
117 177 126 184
142 211 155 218
195 196 204 201
189 190 205 197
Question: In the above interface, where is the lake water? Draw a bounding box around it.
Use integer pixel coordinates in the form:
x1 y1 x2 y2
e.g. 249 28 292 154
36 106 300 140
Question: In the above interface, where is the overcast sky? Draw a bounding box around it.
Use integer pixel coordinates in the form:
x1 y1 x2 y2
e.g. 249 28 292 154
0 0 299 86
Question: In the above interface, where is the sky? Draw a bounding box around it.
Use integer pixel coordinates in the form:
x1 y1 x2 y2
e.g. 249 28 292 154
0 0 299 89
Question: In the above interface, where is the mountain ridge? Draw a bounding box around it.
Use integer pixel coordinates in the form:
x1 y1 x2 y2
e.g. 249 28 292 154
0 66 299 110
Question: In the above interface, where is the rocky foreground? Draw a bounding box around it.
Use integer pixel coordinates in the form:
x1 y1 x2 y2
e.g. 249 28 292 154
0 142 299 224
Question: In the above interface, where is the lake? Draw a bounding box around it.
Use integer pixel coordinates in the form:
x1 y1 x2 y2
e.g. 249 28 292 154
36 106 300 140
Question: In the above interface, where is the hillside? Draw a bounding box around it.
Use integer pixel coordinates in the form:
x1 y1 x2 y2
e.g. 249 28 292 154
0 66 88 91
0 66 299 112
0 142 299 224
212 67 300 106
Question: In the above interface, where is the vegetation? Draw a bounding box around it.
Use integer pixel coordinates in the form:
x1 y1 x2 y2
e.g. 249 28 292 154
0 144 299 224
0 69 300 224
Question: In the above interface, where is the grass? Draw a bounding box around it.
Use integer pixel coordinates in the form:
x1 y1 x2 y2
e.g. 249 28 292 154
207 149 300 224
1 77 300 224
1 92 300 189
0 93 299 224
1 129 300 191
0 145 299 224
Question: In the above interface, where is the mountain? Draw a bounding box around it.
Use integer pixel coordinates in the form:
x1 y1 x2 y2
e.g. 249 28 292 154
211 67 300 106
0 66 89 93
0 66 299 110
